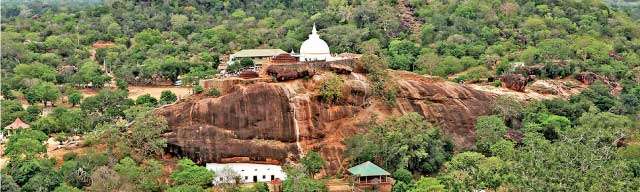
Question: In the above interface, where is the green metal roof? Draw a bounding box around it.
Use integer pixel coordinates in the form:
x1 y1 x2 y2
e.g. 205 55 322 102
347 161 390 177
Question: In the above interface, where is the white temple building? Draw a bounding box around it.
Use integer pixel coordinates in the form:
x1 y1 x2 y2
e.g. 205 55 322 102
206 163 286 185
299 24 332 62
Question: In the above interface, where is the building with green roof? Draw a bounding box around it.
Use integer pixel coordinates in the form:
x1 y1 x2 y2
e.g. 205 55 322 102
347 161 392 192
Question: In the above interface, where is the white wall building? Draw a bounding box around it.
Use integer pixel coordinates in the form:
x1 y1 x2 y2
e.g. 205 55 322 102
206 163 286 185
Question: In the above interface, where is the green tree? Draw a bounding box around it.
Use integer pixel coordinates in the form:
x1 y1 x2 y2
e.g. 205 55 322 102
388 40 421 71
13 63 57 83
301 151 325 176
393 168 413 184
475 115 509 154
228 58 254 73
4 129 47 159
81 89 132 121
166 185 205 192
68 91 83 107
282 165 327 192
32 81 61 106
409 177 445 192
346 113 453 174
126 111 168 160
114 157 165 191
537 38 572 62
53 183 82 192
1 100 26 127
74 61 111 88
439 152 509 191
0 174 20 192
133 29 162 50
21 168 62 192
170 159 214 187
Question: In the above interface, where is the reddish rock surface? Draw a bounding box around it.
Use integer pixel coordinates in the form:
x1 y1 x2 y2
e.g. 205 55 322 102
238 70 259 79
575 72 598 85
574 71 622 95
157 71 495 173
500 74 528 92
266 65 316 81
157 83 298 164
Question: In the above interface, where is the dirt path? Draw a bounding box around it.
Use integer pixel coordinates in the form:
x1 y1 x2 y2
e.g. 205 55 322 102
326 179 352 192
127 86 192 100
80 86 192 100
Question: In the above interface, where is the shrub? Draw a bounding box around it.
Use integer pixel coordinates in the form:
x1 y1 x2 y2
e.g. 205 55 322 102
116 79 128 90
192 85 204 94
367 69 397 106
319 74 344 103
206 88 221 97
493 80 502 87
160 90 177 104
460 66 492 82
135 94 158 107
63 152 78 161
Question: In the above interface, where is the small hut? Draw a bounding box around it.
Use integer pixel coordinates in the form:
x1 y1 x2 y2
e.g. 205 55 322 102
4 118 30 136
348 161 392 192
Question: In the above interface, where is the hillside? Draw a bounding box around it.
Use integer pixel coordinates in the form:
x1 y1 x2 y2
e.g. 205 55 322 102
1 0 639 192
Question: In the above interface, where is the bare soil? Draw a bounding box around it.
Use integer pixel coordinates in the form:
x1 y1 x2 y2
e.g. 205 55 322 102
80 86 192 100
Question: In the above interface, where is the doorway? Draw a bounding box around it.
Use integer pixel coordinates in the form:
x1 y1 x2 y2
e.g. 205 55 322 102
253 175 257 182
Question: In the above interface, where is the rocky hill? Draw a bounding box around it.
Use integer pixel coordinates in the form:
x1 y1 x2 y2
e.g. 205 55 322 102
156 70 496 172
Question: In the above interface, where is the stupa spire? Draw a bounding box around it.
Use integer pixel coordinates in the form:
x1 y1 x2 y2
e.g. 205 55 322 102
312 23 317 35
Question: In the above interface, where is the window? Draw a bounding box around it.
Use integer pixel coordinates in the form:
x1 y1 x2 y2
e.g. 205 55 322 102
219 178 223 181
245 176 248 180
262 175 266 179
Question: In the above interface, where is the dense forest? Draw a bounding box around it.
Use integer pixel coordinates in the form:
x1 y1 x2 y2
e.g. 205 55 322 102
1 0 639 191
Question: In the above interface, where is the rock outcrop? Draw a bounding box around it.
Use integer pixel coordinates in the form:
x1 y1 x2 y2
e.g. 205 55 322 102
500 74 528 92
157 83 298 164
157 70 495 173
529 80 559 94
575 72 599 85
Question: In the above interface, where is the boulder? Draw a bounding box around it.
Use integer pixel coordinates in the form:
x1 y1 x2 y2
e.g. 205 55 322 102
266 65 315 81
500 74 528 92
575 72 598 85
529 80 558 94
238 70 259 79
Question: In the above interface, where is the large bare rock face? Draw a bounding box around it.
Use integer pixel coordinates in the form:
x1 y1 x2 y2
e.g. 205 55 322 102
392 72 494 146
157 83 298 164
157 71 495 172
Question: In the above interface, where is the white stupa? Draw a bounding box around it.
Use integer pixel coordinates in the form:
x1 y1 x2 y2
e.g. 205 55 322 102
299 24 332 62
